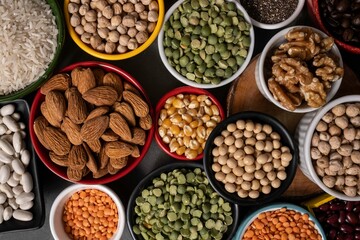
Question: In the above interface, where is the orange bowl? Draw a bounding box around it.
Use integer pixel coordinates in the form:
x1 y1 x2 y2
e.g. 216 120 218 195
29 61 154 184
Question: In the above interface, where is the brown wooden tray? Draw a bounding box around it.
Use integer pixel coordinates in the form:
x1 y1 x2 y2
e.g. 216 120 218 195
227 55 360 197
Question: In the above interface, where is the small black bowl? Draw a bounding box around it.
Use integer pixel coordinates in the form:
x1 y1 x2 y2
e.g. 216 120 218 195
126 162 239 240
0 100 44 233
203 111 298 206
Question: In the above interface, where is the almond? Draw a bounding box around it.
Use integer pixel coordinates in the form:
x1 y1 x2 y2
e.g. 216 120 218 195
139 114 153 130
40 102 60 128
101 129 119 142
83 143 98 174
109 157 128 169
81 115 109 142
113 102 136 126
109 112 131 141
43 126 71 155
49 152 69 167
104 141 134 158
82 86 118 106
123 90 149 117
103 72 123 99
68 145 87 170
75 68 97 94
86 139 101 153
93 167 108 179
40 73 71 95
129 127 146 146
93 68 105 86
107 162 120 175
131 146 140 158
85 106 109 122
123 81 141 96
45 90 66 123
65 87 88 124
61 117 83 145
67 167 85 181
33 116 50 150
99 146 109 169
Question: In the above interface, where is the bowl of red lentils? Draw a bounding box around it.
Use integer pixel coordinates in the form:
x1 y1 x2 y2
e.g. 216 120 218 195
203 111 298 205
49 184 125 240
155 86 225 160
232 203 326 240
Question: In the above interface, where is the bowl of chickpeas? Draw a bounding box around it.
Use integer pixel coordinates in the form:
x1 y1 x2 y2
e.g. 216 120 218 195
50 184 125 240
64 0 165 60
232 203 326 240
155 86 225 160
203 111 298 205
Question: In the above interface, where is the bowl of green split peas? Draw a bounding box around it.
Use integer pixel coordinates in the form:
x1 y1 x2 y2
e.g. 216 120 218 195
126 162 240 240
158 0 255 89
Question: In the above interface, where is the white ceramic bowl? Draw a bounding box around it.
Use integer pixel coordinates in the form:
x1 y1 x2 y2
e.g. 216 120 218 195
158 0 255 89
50 184 125 240
295 95 360 201
246 0 305 30
232 203 326 240
255 25 343 113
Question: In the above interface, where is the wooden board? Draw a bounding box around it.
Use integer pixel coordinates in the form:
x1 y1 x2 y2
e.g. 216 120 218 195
227 55 360 197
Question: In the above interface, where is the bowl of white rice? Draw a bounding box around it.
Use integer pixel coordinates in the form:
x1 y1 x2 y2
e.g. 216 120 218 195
0 0 65 101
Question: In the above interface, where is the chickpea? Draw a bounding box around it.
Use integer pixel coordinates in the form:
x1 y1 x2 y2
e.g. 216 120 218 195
249 190 260 199
215 172 225 181
243 155 255 166
261 185 271 194
227 158 237 169
212 163 221 172
241 181 251 191
236 120 246 129
233 167 244 177
225 183 236 193
224 135 235 146
237 189 248 198
271 178 281 188
221 165 231 174
225 173 236 183
227 123 237 132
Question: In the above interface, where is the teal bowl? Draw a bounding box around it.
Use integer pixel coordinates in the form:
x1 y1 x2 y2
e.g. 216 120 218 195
0 0 65 102
232 203 326 240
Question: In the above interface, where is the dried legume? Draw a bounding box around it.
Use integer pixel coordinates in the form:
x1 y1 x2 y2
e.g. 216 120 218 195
243 207 322 240
63 189 118 240
158 93 221 159
133 168 233 240
163 0 251 85
211 119 293 199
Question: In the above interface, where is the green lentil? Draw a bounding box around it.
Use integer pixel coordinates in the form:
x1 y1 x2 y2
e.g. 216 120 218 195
133 168 233 239
163 0 251 85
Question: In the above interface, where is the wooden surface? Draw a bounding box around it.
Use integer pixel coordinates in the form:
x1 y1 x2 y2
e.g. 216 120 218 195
227 55 360 197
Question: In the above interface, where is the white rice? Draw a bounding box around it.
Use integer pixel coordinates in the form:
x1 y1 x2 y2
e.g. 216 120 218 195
0 0 58 95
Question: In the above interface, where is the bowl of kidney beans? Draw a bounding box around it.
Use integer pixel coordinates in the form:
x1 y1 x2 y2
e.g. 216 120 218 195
313 198 360 240
307 0 360 54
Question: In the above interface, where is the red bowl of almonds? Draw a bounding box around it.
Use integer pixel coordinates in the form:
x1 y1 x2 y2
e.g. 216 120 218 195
29 61 154 184
155 86 225 160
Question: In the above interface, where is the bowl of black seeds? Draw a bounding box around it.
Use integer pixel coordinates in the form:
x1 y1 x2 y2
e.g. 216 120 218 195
240 0 305 29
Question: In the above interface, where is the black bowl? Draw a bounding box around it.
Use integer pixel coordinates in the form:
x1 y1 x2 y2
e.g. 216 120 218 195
0 100 44 233
126 162 240 240
203 111 298 206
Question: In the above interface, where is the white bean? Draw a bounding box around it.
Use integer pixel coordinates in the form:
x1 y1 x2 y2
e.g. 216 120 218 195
0 165 11 184
3 206 12 221
0 139 15 155
2 116 19 132
20 149 31 167
15 192 34 205
0 125 7 135
12 172 21 181
12 185 24 196
6 175 19 187
0 184 14 198
8 198 18 209
0 104 15 116
11 159 25 175
21 172 33 193
19 201 33 211
12 132 23 153
0 205 3 224
11 113 21 122
0 193 6 204
13 210 33 221
19 122 26 130
0 150 13 164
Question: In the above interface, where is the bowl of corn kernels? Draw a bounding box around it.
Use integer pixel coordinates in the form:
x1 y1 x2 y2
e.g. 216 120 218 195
155 86 225 160
49 184 125 240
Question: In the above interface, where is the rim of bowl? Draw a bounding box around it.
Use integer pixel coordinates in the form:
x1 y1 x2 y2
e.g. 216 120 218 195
258 25 343 113
63 0 165 60
304 95 360 201
248 0 305 29
29 61 154 184
312 0 360 54
157 0 255 89
126 162 240 240
50 184 125 240
203 111 298 205
233 203 326 239
0 0 65 102
154 86 225 161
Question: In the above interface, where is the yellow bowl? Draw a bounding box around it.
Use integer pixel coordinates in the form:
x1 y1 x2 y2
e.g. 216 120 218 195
64 0 164 60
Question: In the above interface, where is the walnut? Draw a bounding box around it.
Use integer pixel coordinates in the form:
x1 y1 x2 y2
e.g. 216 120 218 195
268 78 297 111
313 54 344 82
300 78 327 108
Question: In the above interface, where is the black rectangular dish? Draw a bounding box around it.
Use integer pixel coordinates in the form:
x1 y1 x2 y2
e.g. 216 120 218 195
0 99 44 233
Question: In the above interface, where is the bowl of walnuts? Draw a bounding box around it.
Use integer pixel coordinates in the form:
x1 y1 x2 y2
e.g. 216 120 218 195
64 0 164 60
29 61 154 184
256 26 344 113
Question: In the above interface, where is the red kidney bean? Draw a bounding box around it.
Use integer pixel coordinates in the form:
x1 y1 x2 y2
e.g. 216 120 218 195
355 233 360 240
327 214 341 227
345 201 354 211
339 210 346 224
346 212 358 225
330 202 345 211
340 224 354 234
353 206 360 213
320 203 330 211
